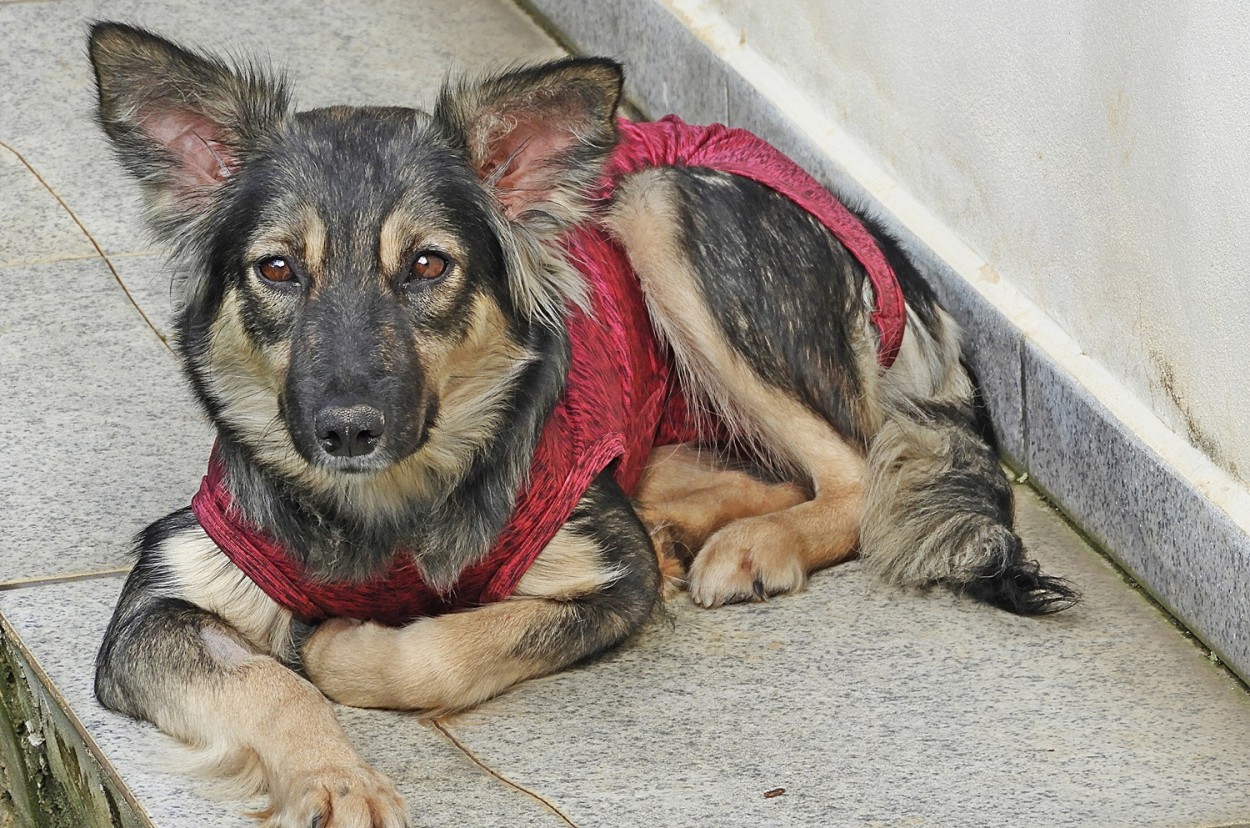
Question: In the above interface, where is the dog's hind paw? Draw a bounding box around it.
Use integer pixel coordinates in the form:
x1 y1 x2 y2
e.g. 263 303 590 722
641 523 691 602
260 764 410 828
687 516 808 608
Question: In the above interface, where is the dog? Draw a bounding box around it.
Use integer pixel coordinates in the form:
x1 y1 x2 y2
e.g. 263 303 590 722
89 22 1075 827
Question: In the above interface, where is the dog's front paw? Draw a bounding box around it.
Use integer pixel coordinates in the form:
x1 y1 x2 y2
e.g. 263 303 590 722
687 516 808 608
263 763 409 828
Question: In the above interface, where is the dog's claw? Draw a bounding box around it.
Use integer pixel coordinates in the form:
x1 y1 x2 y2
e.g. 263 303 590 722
752 578 767 601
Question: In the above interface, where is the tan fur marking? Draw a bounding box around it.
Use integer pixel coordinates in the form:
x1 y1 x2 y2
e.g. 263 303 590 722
607 170 869 605
244 231 295 265
246 205 323 274
378 207 413 275
203 291 298 471
301 205 327 276
377 207 467 282
635 445 808 543
159 525 296 661
514 525 624 600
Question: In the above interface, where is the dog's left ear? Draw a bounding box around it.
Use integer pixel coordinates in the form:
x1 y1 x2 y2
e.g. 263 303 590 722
436 58 623 228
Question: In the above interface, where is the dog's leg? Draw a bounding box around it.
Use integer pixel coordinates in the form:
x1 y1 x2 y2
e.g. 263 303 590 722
301 472 659 711
608 168 881 607
683 419 866 606
634 444 807 594
96 510 409 828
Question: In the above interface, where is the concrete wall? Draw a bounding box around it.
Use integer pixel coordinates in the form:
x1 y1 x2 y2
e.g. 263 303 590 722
706 0 1250 487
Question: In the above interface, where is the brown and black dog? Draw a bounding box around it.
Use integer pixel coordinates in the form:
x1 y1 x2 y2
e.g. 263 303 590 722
89 22 1074 827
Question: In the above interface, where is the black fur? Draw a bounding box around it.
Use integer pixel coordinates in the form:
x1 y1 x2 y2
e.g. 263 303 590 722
963 550 1081 615
513 472 660 661
95 509 241 717
929 400 1077 615
676 167 874 444
878 398 1078 615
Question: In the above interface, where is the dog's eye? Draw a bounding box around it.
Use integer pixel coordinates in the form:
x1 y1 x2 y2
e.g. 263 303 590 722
409 251 449 282
257 256 296 284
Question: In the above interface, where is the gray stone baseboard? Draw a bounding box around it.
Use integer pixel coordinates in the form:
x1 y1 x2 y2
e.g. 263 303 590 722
518 0 1250 682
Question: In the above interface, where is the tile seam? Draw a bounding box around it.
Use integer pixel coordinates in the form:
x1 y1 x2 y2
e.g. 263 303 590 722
427 720 578 827
2 250 160 269
2 252 99 268
510 0 579 53
0 141 171 353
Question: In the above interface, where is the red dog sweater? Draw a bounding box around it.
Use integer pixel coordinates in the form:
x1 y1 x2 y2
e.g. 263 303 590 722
190 116 905 625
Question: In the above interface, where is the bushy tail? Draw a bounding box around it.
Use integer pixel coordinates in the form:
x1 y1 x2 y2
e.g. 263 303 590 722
860 399 1078 615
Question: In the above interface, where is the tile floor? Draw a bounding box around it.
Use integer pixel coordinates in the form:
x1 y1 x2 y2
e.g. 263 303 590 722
2 1 1249 826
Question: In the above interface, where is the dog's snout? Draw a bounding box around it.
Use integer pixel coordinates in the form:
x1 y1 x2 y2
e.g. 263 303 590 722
315 405 385 458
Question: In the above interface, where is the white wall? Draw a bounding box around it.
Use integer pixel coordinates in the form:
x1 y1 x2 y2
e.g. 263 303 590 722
702 0 1250 485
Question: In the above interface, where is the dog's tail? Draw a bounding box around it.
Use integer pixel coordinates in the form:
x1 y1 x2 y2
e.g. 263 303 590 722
859 314 1078 615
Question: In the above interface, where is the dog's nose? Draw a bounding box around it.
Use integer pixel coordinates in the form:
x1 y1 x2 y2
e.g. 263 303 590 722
314 405 384 458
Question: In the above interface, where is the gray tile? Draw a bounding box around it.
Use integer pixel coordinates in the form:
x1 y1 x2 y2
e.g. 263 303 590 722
443 486 1250 828
0 144 96 267
0 0 562 258
1024 340 1250 679
0 257 210 583
1 577 253 827
0 1 152 259
0 576 568 827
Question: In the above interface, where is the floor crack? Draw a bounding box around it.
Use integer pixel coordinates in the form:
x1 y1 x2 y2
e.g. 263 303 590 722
428 720 578 827
0 141 171 354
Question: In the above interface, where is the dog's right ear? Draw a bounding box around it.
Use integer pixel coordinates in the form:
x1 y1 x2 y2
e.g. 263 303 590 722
88 23 289 230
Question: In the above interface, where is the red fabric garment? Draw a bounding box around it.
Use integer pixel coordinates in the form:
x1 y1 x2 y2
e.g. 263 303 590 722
190 116 904 625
